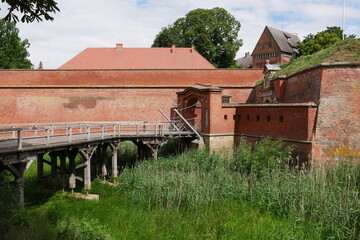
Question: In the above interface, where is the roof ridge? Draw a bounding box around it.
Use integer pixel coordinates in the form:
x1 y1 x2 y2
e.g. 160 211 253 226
265 26 300 54
266 25 297 37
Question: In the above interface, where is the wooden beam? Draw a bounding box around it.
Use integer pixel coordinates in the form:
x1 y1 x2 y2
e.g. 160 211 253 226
68 149 78 190
79 147 97 191
37 153 44 180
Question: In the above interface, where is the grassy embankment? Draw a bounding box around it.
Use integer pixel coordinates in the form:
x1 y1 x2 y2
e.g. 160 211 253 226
1 139 359 239
256 38 360 85
275 38 360 76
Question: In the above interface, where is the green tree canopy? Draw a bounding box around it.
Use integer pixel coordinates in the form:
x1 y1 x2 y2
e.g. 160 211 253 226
1 0 59 23
152 7 242 68
0 19 32 69
298 26 356 55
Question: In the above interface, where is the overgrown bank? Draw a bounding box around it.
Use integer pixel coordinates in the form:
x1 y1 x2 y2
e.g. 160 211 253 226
276 38 360 76
1 139 359 239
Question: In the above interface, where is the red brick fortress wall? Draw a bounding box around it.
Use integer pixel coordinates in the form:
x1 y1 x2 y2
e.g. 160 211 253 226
0 69 263 124
312 66 360 161
281 68 322 103
234 105 317 141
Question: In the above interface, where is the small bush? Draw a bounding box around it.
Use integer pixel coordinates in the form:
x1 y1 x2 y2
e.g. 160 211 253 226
233 137 293 177
55 217 112 240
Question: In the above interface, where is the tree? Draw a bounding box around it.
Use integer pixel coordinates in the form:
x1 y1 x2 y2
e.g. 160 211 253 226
1 0 59 23
152 7 242 68
0 19 32 69
298 26 356 55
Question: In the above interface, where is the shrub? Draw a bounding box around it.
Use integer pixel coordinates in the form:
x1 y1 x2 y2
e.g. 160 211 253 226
55 217 112 240
233 137 293 177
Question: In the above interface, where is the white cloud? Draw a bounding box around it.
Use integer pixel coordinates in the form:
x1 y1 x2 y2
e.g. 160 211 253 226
1 0 359 68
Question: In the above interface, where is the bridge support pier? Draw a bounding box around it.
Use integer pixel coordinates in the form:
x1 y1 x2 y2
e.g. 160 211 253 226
58 152 67 191
100 144 108 177
49 152 58 190
109 142 122 178
37 153 44 181
79 147 97 191
133 140 164 161
5 158 35 207
68 149 78 191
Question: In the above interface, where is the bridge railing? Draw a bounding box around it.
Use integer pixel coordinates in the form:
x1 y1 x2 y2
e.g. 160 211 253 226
0 121 194 150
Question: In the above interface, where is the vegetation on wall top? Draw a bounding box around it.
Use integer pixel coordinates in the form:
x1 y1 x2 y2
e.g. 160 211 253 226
276 38 360 76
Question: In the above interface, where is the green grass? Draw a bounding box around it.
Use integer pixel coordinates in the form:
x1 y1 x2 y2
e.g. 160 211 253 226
1 138 359 239
276 38 360 76
32 190 317 240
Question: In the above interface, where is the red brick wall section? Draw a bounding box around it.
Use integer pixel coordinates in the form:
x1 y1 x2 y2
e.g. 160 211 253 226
282 68 322 103
234 106 316 141
208 91 223 134
0 88 179 124
273 79 285 102
0 69 263 87
313 67 360 162
0 69 263 124
210 107 237 135
247 84 262 103
221 88 254 104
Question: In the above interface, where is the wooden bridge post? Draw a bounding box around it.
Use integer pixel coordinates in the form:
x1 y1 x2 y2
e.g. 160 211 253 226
6 158 35 207
111 147 117 178
37 153 44 181
92 146 99 177
16 176 25 208
133 140 164 161
84 155 91 191
109 142 122 178
132 141 146 161
58 152 67 191
101 144 108 177
68 149 78 191
100 144 109 177
145 143 160 160
79 147 97 191
49 152 58 190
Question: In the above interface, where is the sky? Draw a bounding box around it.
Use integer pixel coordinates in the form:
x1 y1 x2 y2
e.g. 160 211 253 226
1 0 360 69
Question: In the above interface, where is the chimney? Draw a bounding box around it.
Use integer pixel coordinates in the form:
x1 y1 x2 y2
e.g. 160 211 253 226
190 45 195 54
171 45 176 54
116 43 123 50
245 52 250 57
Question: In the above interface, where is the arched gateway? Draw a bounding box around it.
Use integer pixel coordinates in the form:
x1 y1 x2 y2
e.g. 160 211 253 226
175 84 223 137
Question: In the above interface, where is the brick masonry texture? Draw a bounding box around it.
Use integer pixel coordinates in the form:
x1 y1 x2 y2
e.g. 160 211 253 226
0 69 263 87
0 65 359 163
235 65 360 162
313 67 360 161
282 68 322 103
234 106 316 141
0 69 263 124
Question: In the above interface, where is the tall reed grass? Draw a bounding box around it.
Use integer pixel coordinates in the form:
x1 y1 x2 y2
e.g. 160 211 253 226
0 138 358 239
116 138 359 239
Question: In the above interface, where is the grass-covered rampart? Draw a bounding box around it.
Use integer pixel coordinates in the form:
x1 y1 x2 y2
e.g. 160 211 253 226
275 38 360 76
1 139 359 239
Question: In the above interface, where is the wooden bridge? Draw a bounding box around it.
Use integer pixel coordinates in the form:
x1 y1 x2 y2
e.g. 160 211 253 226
0 117 199 206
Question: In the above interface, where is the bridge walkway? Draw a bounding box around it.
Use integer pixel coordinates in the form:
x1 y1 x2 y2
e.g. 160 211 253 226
0 120 198 206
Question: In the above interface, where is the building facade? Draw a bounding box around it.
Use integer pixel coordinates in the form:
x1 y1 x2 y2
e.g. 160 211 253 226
251 26 300 68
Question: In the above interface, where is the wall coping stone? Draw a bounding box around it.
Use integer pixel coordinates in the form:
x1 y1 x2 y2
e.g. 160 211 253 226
223 103 318 108
273 62 360 81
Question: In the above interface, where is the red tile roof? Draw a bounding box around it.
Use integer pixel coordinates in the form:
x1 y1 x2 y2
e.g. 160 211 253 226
59 44 215 69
